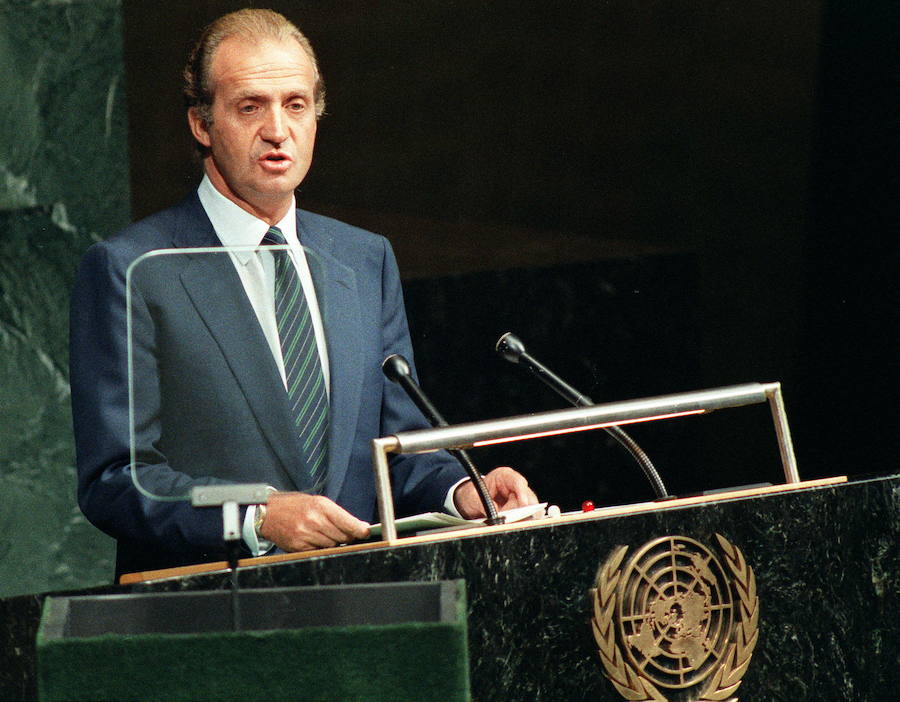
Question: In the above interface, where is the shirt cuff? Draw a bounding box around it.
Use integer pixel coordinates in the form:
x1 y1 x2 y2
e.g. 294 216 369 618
443 477 470 518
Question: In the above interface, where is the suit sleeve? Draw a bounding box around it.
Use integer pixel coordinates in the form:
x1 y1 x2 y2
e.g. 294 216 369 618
69 240 234 559
375 238 468 514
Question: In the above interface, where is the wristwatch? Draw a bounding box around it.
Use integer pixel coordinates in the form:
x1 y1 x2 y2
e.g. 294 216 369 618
253 503 268 538
253 487 277 538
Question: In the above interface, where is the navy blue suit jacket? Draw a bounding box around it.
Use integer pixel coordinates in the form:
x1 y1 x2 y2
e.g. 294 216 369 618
69 193 465 577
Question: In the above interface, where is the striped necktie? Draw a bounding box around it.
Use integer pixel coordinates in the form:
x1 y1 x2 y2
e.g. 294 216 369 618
261 226 328 487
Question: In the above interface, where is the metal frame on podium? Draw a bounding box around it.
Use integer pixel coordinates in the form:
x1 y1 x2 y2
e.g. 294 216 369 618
371 382 799 543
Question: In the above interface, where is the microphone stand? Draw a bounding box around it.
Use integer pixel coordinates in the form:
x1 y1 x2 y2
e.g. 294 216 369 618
496 332 670 499
382 354 505 525
190 484 274 631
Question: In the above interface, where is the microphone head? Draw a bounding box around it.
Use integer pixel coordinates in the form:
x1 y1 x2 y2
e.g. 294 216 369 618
495 332 526 364
382 354 411 383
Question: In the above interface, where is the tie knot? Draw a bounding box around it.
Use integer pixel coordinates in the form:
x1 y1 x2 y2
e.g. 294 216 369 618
262 226 286 247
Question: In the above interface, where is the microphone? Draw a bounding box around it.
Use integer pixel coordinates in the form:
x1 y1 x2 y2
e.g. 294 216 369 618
495 332 670 499
496 332 594 406
382 354 504 525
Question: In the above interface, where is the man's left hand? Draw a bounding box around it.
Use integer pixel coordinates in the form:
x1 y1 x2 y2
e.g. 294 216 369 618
453 466 538 519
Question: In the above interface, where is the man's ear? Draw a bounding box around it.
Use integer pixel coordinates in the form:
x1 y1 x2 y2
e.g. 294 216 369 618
187 107 212 148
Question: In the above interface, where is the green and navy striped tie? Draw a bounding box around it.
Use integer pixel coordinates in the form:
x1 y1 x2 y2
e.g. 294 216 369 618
262 226 328 487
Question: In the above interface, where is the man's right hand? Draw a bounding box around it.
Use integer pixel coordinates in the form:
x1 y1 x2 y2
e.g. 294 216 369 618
259 492 370 551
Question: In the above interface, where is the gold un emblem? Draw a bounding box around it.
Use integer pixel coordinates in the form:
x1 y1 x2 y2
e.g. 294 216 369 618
591 534 759 702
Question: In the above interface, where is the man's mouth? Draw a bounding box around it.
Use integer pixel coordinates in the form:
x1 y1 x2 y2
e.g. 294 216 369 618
259 151 293 171
261 151 291 162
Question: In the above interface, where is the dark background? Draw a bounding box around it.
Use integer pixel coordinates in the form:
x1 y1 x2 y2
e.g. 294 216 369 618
121 0 897 510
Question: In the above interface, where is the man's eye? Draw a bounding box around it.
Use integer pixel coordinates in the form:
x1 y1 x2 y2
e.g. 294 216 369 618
239 105 258 114
287 102 305 112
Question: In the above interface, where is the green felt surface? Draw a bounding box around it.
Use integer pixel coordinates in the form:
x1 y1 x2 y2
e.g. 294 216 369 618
37 622 470 702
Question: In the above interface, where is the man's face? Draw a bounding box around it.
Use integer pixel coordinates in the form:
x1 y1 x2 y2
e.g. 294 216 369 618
188 36 318 222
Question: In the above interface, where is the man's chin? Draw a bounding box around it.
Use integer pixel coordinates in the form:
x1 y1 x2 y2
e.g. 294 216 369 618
250 175 304 198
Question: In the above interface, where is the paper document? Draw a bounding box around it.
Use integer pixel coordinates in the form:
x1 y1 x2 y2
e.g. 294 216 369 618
369 503 548 538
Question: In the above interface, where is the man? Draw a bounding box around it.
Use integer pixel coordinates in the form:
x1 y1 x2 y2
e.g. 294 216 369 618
69 8 536 579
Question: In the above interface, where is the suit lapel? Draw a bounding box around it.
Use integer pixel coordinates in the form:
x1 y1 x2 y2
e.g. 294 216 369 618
172 195 309 491
298 212 363 501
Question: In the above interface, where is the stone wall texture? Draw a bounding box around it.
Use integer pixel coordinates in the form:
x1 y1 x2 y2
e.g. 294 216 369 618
0 0 129 596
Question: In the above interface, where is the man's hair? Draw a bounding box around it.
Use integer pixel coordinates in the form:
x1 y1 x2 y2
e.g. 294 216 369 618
183 8 326 153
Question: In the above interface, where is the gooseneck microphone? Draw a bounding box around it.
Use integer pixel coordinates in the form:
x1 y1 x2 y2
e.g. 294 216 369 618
496 332 593 407
495 332 669 499
382 354 504 525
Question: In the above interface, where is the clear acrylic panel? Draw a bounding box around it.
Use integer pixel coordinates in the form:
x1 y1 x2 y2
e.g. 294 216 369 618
125 242 326 502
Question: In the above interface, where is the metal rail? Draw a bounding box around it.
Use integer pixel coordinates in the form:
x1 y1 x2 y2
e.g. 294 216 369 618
371 382 799 543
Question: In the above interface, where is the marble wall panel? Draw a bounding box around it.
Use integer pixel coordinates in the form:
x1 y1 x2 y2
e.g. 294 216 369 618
0 0 129 597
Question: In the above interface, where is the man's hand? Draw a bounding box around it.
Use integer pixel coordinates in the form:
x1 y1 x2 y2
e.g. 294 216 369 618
259 492 370 551
453 466 538 519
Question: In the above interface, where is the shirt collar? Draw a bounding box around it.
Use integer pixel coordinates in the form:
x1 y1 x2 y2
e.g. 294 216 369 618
197 174 299 264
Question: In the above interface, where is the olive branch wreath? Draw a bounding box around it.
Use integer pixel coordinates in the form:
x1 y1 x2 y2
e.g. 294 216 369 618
590 534 759 702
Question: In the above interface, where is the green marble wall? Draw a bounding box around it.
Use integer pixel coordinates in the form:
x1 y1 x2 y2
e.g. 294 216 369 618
0 0 129 597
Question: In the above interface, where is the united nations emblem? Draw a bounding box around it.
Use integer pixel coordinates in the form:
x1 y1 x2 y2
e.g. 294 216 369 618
590 534 759 702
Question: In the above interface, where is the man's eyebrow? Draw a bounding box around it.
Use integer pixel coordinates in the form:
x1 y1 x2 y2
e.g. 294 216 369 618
230 89 312 102
232 91 265 102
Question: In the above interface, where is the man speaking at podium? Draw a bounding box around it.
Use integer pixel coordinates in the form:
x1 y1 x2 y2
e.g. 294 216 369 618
69 8 536 579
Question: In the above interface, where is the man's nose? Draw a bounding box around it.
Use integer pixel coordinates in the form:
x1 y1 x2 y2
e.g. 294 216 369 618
261 108 288 145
